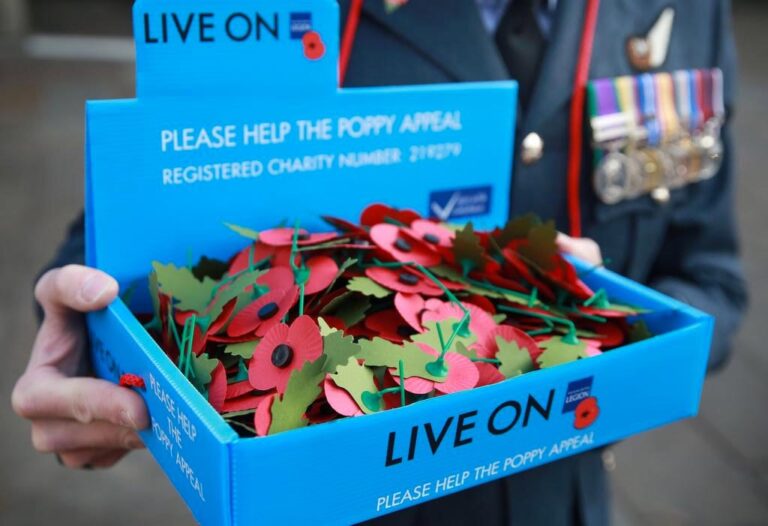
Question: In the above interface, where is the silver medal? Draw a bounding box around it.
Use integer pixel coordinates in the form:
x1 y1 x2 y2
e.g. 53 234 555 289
594 151 640 205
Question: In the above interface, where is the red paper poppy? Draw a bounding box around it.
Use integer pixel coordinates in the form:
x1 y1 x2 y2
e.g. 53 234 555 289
574 397 600 429
323 376 364 416
583 339 603 357
370 223 441 266
222 392 272 413
249 315 323 393
390 343 479 395
408 219 455 248
302 31 326 60
226 379 255 400
228 242 281 274
360 203 421 227
306 397 341 425
365 309 413 342
227 286 299 338
580 319 625 348
365 266 442 296
304 256 339 295
322 215 369 237
208 362 227 412
481 325 542 363
421 299 497 345
254 394 275 436
207 297 238 335
475 362 506 387
256 265 295 292
394 292 425 332
259 227 337 247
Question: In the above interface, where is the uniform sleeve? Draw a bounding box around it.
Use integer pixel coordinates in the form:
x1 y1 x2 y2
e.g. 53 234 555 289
648 0 747 370
34 211 86 321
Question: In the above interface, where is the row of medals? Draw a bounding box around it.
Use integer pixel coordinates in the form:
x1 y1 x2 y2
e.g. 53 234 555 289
593 116 724 205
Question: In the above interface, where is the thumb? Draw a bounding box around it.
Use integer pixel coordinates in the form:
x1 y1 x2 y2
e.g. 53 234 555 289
30 265 119 369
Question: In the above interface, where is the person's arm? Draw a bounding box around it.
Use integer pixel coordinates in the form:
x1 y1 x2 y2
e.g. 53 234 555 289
648 1 747 370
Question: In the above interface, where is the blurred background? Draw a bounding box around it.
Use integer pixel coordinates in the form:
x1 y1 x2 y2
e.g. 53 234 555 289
1 1 766 525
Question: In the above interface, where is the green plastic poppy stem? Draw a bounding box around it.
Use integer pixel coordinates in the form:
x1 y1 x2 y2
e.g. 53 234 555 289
290 221 307 315
398 359 406 408
185 315 198 379
497 305 580 345
526 327 553 337
471 357 501 364
463 275 539 308
207 256 270 302
584 288 610 309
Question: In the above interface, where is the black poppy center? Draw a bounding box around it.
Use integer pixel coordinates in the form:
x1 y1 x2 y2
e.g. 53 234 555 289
258 302 279 320
297 232 310 241
397 272 419 286
396 325 412 338
423 233 440 245
271 344 294 368
394 237 412 252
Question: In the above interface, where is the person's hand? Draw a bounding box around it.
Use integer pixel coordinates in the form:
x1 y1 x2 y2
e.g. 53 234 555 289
556 233 603 267
11 265 149 469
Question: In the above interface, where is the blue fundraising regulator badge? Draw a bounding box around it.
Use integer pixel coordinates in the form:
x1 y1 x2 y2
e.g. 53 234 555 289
429 186 492 221
290 12 313 39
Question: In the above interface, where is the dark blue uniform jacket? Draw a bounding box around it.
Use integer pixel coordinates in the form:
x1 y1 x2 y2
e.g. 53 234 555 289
46 1 747 524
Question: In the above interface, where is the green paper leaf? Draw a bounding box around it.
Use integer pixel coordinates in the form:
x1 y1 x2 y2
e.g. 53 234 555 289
331 358 383 414
153 262 217 312
452 222 485 272
269 356 326 435
207 268 268 321
628 320 653 343
225 222 260 240
496 336 534 378
347 276 392 298
535 336 589 368
317 317 336 337
222 409 256 419
518 220 558 272
189 353 219 393
320 291 370 327
455 341 479 360
322 330 361 374
493 213 540 247
224 340 259 360
357 338 445 382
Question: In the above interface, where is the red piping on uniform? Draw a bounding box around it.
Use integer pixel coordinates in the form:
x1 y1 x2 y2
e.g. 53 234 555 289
339 0 364 86
566 0 601 237
340 0 600 238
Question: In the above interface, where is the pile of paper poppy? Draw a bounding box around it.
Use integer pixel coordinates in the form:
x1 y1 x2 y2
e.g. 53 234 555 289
143 204 651 437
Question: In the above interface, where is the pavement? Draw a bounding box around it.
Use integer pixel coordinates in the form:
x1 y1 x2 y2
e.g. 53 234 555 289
0 3 766 525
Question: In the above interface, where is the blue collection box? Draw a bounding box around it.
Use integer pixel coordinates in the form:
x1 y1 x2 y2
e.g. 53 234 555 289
84 1 713 524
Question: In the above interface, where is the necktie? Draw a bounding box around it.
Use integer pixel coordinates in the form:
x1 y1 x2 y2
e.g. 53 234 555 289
494 0 547 110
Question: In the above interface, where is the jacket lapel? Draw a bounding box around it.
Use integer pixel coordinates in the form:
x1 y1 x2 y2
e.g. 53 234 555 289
355 0 509 82
524 0 592 131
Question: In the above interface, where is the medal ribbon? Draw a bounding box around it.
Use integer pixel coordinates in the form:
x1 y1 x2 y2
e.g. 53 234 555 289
711 68 725 121
655 73 680 142
673 70 692 133
638 73 660 146
614 75 640 129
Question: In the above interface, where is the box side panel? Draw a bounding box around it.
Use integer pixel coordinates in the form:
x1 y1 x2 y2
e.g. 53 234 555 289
230 318 711 525
87 301 236 526
86 82 517 288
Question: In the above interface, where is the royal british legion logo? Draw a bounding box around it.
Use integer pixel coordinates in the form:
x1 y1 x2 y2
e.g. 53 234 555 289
290 12 313 39
562 377 594 413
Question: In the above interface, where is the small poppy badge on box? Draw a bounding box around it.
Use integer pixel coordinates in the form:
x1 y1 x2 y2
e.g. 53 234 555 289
563 377 600 429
